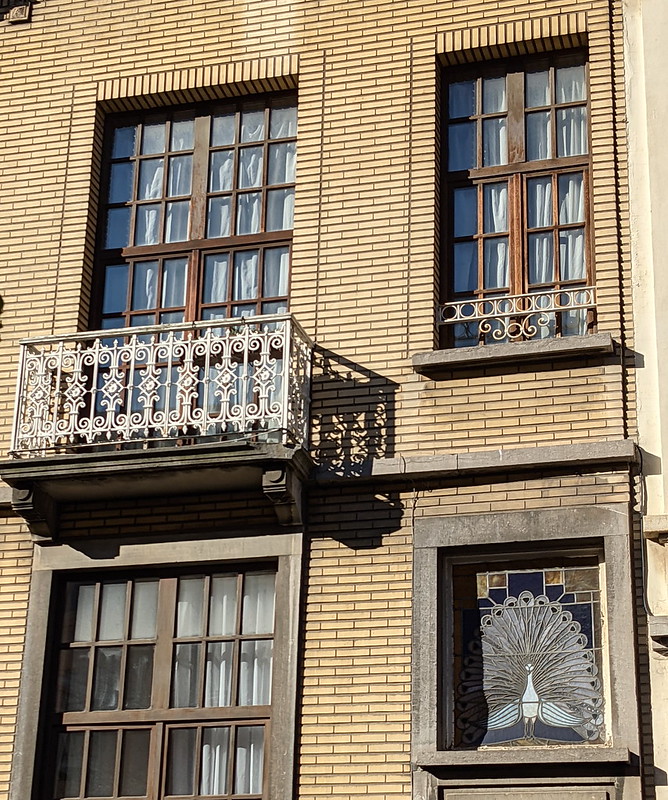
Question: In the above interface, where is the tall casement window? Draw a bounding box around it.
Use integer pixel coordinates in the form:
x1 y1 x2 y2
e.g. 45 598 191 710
442 55 593 346
50 570 276 799
97 96 296 330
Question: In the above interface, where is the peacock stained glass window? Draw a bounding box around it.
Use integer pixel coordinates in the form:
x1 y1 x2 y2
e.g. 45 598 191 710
452 561 604 747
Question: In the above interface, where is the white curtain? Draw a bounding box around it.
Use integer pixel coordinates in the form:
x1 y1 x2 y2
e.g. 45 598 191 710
264 248 289 297
483 183 508 289
483 118 507 166
527 177 554 285
235 727 264 795
201 728 229 795
210 150 233 192
161 259 187 308
270 105 297 138
205 642 233 707
168 155 192 196
557 107 587 156
233 251 259 301
177 578 204 636
526 112 551 161
268 142 296 184
132 261 157 309
208 197 231 238
239 147 263 188
266 188 294 231
242 573 276 634
237 193 261 235
165 201 189 242
139 159 163 199
239 641 273 705
136 206 160 246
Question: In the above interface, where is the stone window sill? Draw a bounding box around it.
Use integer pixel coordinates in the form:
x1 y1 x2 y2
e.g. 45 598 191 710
412 333 614 378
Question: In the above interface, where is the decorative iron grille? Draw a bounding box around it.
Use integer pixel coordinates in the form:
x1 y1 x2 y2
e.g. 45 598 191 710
438 286 596 343
10 314 312 457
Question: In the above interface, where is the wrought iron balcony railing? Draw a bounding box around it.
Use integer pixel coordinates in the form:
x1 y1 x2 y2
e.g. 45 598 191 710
10 314 313 457
438 286 596 343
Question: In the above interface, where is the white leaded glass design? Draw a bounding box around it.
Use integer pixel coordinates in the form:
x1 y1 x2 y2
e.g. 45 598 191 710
453 562 604 747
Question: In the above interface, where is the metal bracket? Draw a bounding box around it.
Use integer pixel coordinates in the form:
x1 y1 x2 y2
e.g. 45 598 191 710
262 466 303 525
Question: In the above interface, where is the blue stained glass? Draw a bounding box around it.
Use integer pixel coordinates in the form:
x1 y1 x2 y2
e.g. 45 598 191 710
478 598 493 608
545 584 564 601
488 589 507 604
508 571 543 598
560 593 575 605
462 609 483 645
569 603 594 644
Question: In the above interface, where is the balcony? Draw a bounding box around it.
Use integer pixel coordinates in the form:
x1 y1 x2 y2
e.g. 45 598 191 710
413 286 614 376
1 314 313 536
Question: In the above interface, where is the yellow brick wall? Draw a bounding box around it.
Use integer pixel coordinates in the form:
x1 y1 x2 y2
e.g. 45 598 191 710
0 0 632 798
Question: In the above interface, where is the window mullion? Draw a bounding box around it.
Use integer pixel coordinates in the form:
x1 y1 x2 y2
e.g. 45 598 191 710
190 115 210 244
506 70 525 164
509 173 524 296
152 578 177 711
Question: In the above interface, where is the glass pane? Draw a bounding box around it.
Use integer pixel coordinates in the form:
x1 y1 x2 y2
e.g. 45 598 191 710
171 643 200 707
556 64 586 103
529 232 555 284
232 304 256 318
557 107 587 157
162 258 188 308
167 728 196 796
135 204 161 246
233 251 259 301
212 113 236 146
132 261 159 311
86 730 117 797
526 111 552 161
559 172 585 224
453 242 477 294
270 104 297 138
92 646 122 710
141 122 166 154
168 155 192 197
560 228 586 280
73 584 96 642
483 183 508 233
205 641 234 707
262 300 288 315
124 645 154 709
99 582 126 641
209 575 238 635
201 727 230 795
171 119 194 151
57 648 89 712
242 573 276 635
177 577 204 636
160 311 185 326
268 142 296 184
207 196 232 238
203 254 230 304
105 207 131 249
109 161 134 204
448 122 475 171
527 176 554 229
453 187 477 238
482 118 507 166
138 158 164 200
483 238 509 289
119 730 150 797
237 193 261 235
240 109 264 142
209 150 234 192
102 264 129 315
202 307 228 322
266 188 294 231
563 307 587 336
526 70 550 107
54 732 84 798
112 126 137 159
239 640 273 705
482 77 506 113
234 726 264 795
130 580 159 639
263 247 289 297
165 201 190 242
448 80 475 118
238 146 263 189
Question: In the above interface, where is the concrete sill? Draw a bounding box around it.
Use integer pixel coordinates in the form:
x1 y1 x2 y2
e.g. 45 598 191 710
415 745 631 768
412 333 615 377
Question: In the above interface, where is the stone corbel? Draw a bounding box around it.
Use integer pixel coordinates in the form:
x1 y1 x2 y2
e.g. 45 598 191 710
262 466 302 525
11 485 57 541
648 616 668 655
1 1 32 23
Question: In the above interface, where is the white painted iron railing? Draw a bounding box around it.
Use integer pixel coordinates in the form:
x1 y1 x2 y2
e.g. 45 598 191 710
10 314 313 457
438 286 596 342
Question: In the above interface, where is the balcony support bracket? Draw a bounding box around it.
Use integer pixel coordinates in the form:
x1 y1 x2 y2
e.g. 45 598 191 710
262 466 302 525
11 485 57 541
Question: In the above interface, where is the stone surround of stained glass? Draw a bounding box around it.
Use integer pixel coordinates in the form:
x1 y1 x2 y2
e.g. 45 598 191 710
452 561 604 747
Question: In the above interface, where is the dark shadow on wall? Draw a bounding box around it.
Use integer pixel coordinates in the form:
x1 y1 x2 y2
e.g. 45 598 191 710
310 346 398 479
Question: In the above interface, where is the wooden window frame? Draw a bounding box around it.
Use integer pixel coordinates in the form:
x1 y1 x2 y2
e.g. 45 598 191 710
92 92 296 331
441 52 594 346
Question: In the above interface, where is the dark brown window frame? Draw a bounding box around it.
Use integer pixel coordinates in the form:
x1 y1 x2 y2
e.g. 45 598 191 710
441 51 594 346
92 92 297 332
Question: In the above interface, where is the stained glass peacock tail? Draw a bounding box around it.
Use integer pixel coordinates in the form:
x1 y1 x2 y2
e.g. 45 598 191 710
455 566 604 747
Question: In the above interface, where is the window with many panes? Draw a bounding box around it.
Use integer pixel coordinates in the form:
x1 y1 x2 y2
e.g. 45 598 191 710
49 570 276 799
443 54 592 346
97 95 296 331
